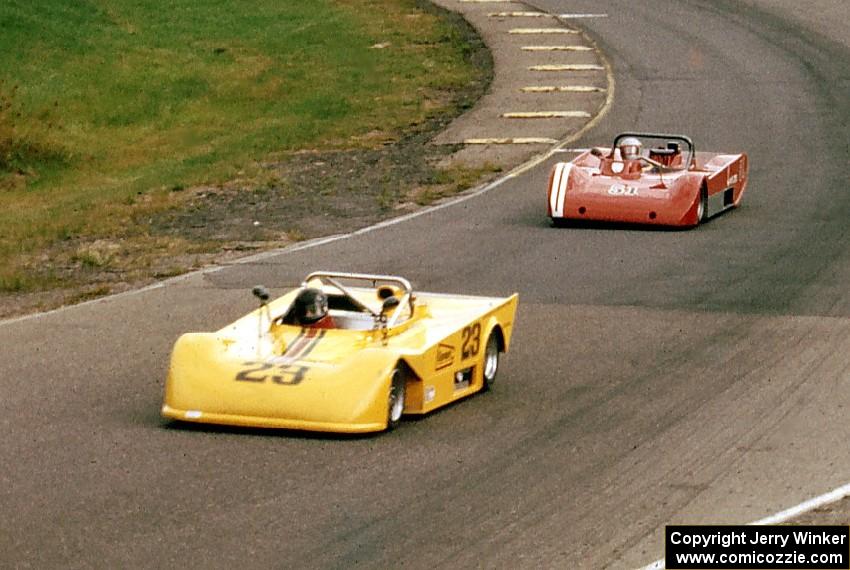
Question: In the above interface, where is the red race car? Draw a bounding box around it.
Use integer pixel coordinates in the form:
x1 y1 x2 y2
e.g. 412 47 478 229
547 132 748 227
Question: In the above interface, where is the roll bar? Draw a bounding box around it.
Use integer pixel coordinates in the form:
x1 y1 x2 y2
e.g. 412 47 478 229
303 271 412 294
611 132 695 171
302 271 414 327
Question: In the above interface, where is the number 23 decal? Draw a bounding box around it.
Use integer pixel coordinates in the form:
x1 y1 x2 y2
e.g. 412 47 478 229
461 323 481 360
235 362 308 385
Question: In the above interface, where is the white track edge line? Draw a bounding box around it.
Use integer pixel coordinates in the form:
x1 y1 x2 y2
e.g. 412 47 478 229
637 481 850 570
558 13 609 18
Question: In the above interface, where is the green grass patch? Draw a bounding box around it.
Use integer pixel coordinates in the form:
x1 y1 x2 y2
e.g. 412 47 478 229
412 163 503 205
0 0 483 290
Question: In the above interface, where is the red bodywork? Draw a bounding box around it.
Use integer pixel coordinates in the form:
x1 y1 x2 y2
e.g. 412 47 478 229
547 134 748 227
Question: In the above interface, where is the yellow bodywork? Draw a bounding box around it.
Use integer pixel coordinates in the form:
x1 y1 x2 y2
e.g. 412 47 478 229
162 281 518 433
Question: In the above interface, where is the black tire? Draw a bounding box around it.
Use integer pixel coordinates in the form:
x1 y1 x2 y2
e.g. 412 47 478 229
386 367 405 430
697 188 708 224
481 332 500 391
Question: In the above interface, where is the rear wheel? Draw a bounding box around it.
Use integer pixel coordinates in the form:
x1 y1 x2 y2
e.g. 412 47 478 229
482 332 500 391
386 367 405 430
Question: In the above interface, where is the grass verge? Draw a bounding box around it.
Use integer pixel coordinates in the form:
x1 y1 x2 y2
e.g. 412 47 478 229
0 0 493 317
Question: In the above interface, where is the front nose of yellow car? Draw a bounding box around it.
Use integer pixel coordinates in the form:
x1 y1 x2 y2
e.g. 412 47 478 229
162 333 397 432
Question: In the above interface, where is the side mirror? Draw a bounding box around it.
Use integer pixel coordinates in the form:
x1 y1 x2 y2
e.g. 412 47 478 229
252 285 270 304
590 147 604 157
252 286 272 355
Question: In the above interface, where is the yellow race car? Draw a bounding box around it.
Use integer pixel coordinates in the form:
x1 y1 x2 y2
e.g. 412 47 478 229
162 271 518 433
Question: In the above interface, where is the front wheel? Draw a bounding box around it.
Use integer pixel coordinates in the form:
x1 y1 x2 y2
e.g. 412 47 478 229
386 367 405 430
696 188 708 225
482 332 500 391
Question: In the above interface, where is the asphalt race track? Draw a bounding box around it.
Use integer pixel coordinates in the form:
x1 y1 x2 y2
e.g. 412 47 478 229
1 1 849 568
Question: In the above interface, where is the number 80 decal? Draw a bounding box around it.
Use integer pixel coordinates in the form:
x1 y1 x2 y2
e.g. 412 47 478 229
608 184 639 196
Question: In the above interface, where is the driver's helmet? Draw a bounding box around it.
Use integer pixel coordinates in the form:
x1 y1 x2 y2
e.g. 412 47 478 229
293 287 329 324
618 137 643 160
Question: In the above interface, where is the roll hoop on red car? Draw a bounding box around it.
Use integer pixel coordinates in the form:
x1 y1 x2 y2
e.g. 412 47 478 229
547 132 748 227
